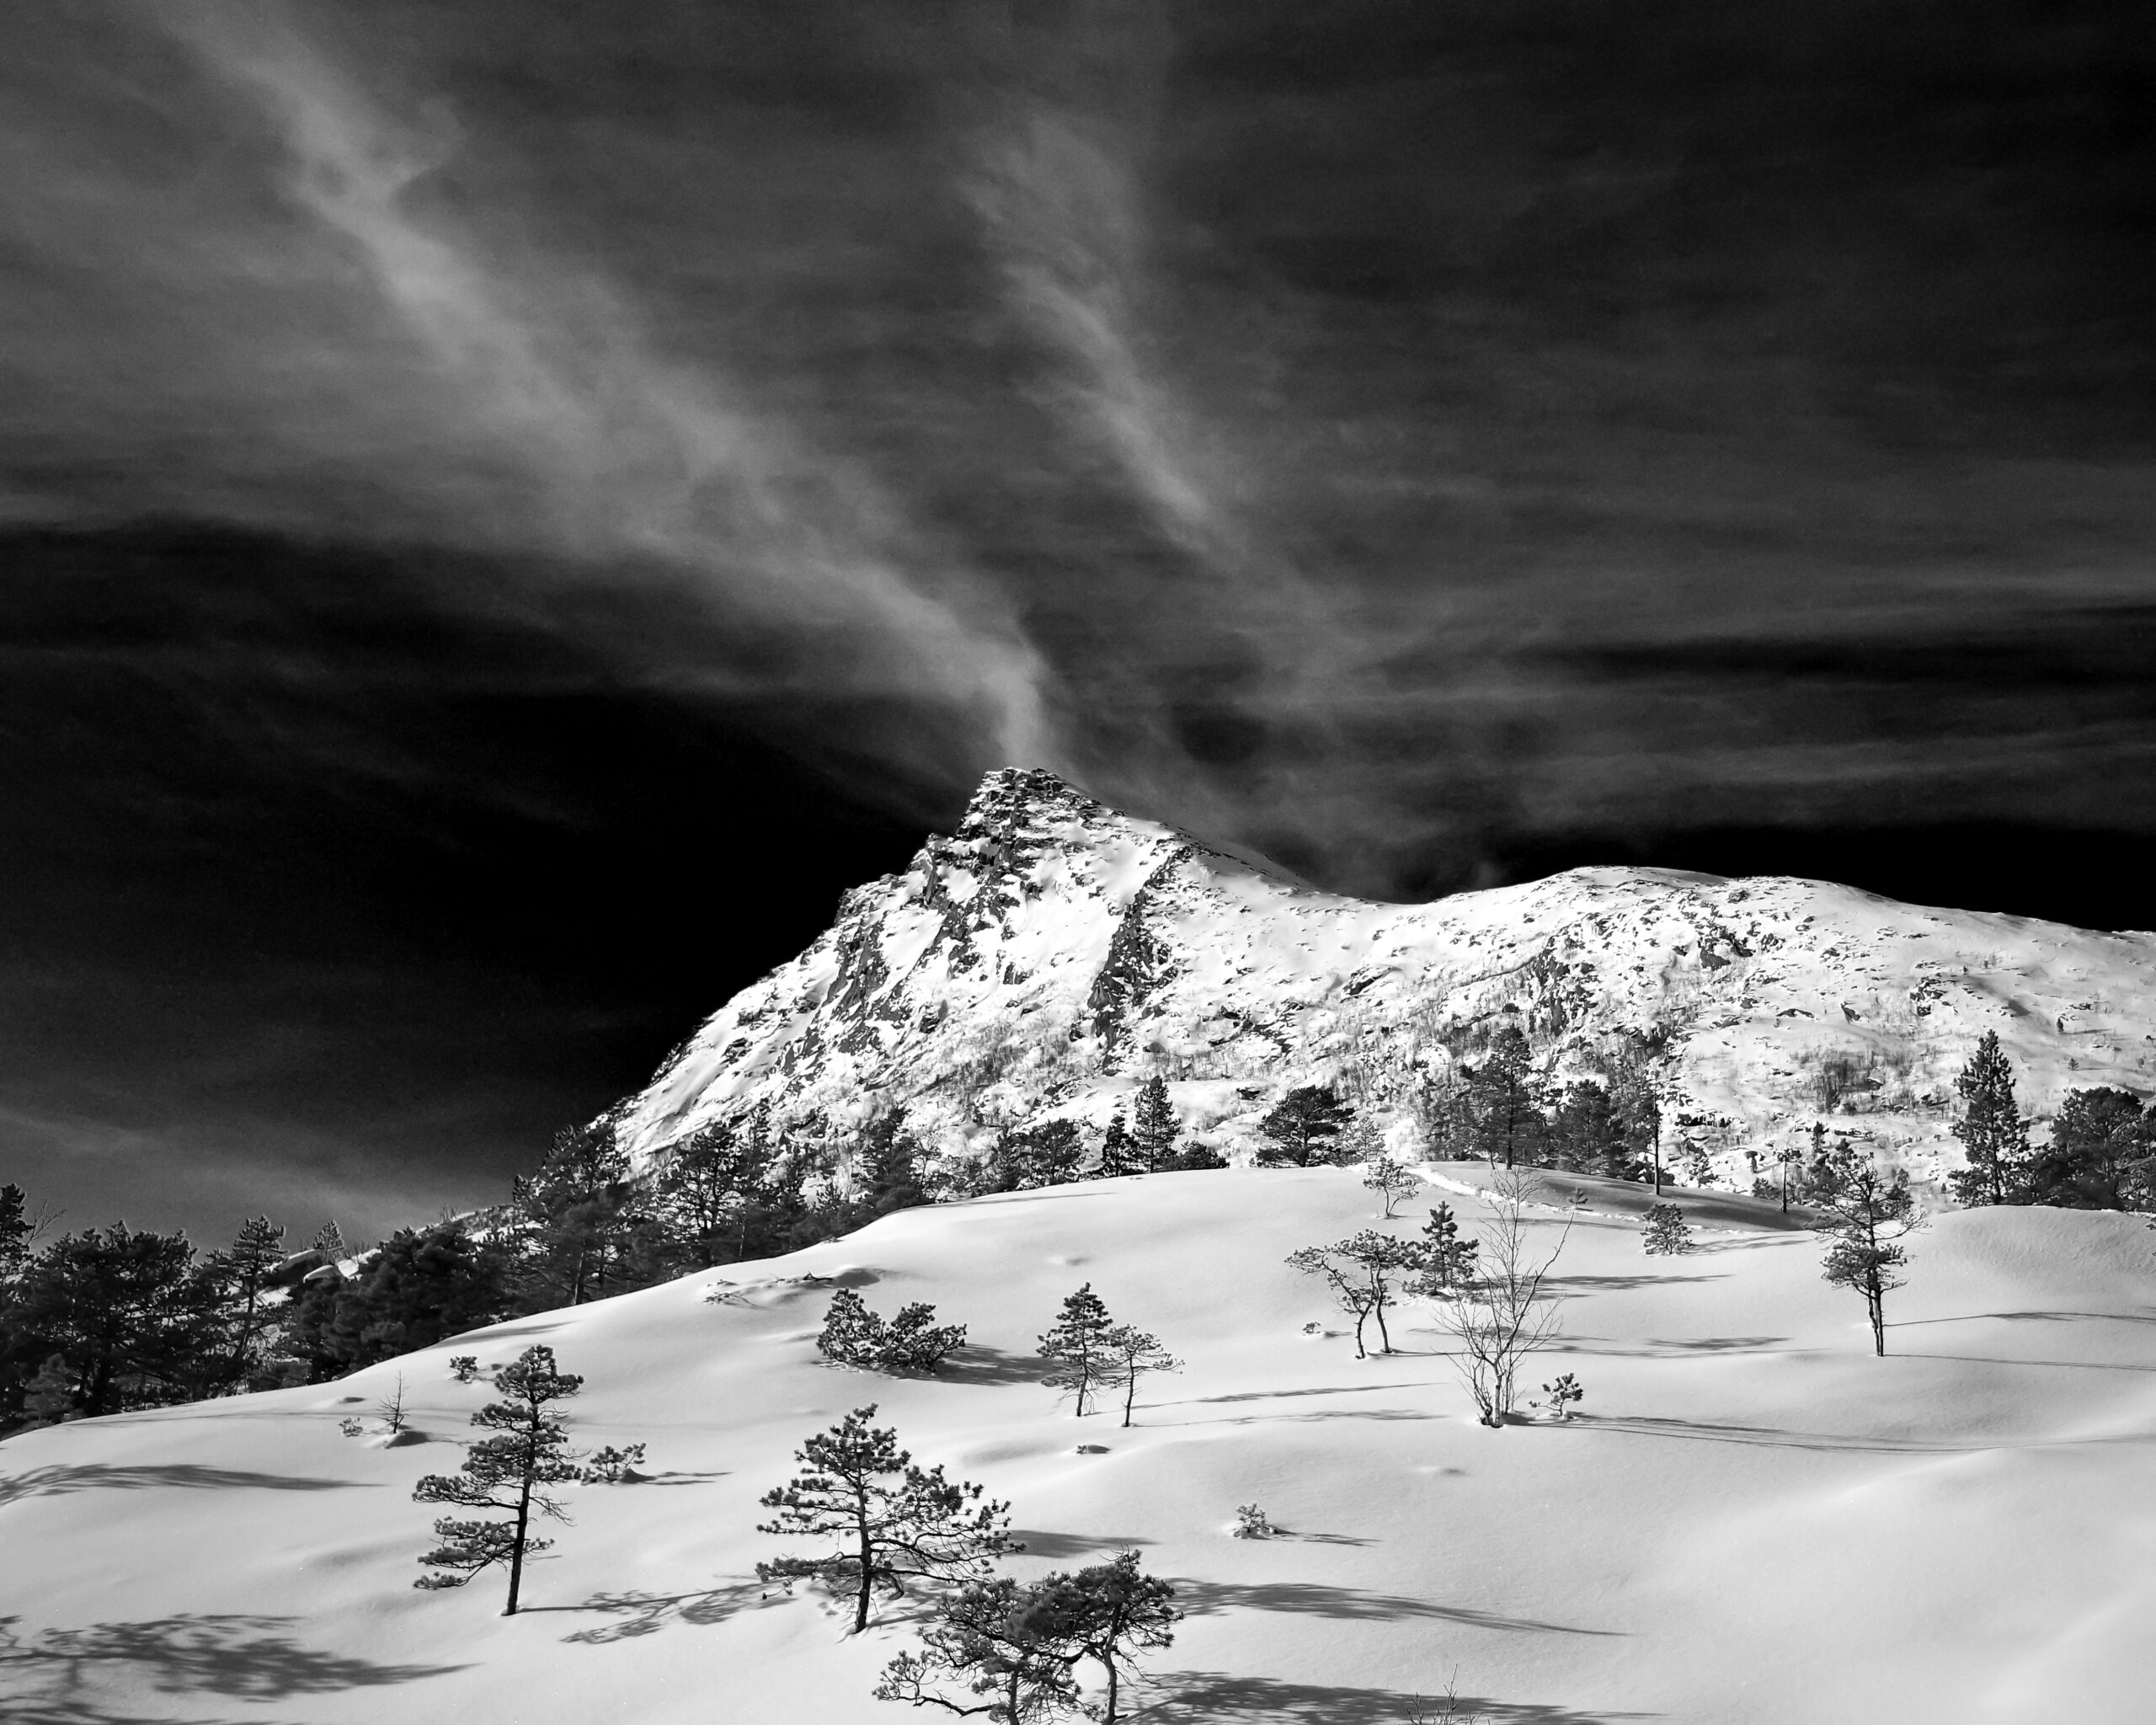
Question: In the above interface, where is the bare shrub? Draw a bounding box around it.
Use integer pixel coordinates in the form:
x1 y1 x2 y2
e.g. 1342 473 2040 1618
1433 1172 1572 1427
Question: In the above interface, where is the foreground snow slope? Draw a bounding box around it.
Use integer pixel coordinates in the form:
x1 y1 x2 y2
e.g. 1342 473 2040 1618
5 1169 2153 1724
613 769 2156 1192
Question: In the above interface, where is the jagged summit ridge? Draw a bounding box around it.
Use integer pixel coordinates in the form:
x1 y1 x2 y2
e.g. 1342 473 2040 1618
613 769 2156 1192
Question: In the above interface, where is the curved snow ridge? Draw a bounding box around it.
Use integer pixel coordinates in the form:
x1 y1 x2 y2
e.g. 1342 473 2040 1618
612 769 2156 1193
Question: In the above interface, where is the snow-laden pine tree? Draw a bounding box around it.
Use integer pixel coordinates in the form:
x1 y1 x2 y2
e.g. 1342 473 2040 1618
757 1405 1011 1632
1947 1031 2032 1207
1641 1203 1692 1256
1038 1284 1119 1415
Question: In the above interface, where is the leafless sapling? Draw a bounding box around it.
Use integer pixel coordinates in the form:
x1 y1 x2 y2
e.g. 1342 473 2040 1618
1433 1172 1573 1426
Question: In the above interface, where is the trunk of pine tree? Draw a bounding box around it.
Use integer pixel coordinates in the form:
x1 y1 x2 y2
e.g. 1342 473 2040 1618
1867 1279 1886 1357
1122 1370 1138 1429
854 1514 875 1632
1372 1287 1392 1354
1102 1650 1120 1724
505 1468 534 1615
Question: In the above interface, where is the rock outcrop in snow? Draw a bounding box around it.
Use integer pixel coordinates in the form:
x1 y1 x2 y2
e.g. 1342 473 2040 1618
613 767 2156 1192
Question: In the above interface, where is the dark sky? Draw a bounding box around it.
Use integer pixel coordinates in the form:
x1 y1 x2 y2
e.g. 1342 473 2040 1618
3 2 2152 1243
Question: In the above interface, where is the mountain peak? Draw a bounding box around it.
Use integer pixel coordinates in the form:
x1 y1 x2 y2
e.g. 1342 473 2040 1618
955 766 1114 844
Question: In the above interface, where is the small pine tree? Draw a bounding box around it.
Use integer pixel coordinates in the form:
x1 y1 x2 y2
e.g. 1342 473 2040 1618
1415 1202 1481 1292
1131 1076 1179 1172
1100 1324 1182 1429
818 1287 883 1364
1947 1031 2033 1207
312 1220 346 1259
411 1344 629 1614
1286 1231 1424 1358
1038 1284 1119 1416
1813 1151 1923 1355
1534 1372 1584 1420
1172 1139 1230 1171
757 1405 1011 1633
819 1289 969 1373
1641 1203 1692 1256
1363 1154 1419 1218
19 1354 77 1428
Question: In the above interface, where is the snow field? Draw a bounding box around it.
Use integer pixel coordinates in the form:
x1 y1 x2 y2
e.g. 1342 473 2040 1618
3 1166 2153 1722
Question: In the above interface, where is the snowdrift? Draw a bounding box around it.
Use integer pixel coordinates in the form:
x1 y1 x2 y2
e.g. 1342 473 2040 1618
4 1167 2153 1723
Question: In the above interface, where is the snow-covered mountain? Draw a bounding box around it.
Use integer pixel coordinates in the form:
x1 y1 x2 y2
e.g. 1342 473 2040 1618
615 768 2156 1194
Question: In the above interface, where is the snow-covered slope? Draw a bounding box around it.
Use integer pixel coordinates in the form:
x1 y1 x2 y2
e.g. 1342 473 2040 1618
616 768 2156 1192
5 1168 2153 1724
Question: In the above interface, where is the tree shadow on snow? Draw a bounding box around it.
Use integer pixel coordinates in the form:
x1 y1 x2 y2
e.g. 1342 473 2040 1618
540 1580 776 1643
1579 1414 1976 1453
1542 1273 1727 1294
1009 1529 1155 1559
1145 1669 1656 1722
0 1464 366 1512
929 1344 1051 1388
0 1614 466 1714
1894 1308 2156 1329
1171 1583 1620 1637
1555 1336 1790 1359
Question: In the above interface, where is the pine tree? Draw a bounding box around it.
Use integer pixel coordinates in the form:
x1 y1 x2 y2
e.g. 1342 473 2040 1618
1131 1077 1179 1172
412 1344 627 1613
312 1220 347 1259
1641 1203 1692 1256
1097 1113 1145 1179
1286 1231 1424 1357
1547 1081 1616 1175
1063 1550 1180 1724
1812 1150 1923 1355
2029 1087 2155 1210
818 1289 968 1373
211 1215 286 1392
1256 1086 1353 1167
514 1120 640 1306
854 1113 927 1214
757 1405 1011 1633
0 1183 32 1285
4 1224 220 1418
819 1287 884 1364
1947 1031 2032 1207
1608 1042 1663 1189
1171 1139 1230 1171
1100 1325 1182 1429
1461 1026 1545 1168
1038 1284 1119 1416
1362 1154 1419 1218
874 1550 1177 1725
1414 1202 1481 1292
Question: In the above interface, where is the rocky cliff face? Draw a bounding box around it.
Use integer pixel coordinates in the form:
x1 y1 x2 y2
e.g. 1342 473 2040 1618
612 768 2156 1193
